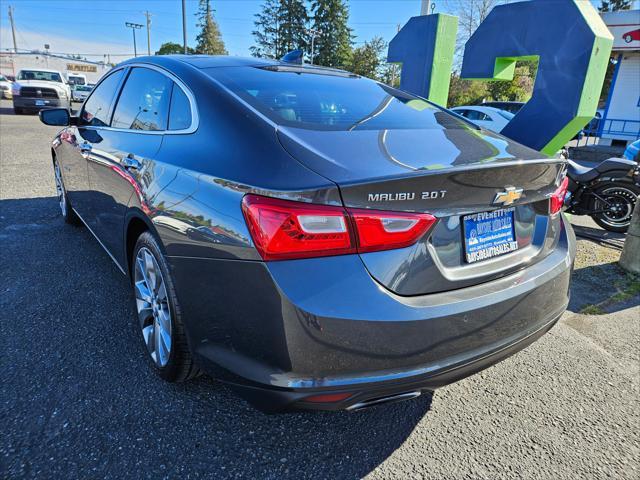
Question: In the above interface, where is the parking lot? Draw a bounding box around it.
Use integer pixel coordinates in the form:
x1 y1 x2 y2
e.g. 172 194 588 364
1 98 638 479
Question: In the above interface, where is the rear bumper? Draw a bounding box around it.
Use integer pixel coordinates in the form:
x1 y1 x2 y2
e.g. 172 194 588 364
170 215 576 412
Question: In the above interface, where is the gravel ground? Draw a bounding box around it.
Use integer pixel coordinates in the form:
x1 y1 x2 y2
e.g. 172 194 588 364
1 100 639 479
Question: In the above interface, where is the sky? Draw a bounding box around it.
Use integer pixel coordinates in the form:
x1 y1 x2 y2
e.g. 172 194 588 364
0 0 637 62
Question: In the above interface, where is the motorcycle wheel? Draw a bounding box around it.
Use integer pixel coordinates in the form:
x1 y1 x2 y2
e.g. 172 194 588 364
589 180 640 233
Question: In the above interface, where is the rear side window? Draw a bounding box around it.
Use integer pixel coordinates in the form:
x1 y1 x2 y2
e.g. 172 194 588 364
80 69 125 127
112 68 172 131
168 84 192 130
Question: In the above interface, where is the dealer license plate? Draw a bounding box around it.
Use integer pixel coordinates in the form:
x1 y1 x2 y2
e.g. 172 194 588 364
462 208 518 263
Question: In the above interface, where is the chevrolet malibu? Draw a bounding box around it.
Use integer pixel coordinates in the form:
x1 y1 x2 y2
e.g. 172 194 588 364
39 55 575 412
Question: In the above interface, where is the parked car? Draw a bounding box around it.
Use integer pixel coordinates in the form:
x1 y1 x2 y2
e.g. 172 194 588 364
71 84 93 103
623 28 640 43
39 56 575 413
12 68 71 114
450 105 514 133
0 74 12 99
480 101 525 114
624 139 640 162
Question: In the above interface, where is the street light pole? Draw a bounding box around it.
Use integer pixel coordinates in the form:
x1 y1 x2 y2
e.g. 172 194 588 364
8 5 18 53
306 28 322 65
125 22 143 58
182 0 188 54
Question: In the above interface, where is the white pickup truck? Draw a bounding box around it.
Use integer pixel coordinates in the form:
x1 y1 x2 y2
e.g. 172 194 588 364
12 68 71 114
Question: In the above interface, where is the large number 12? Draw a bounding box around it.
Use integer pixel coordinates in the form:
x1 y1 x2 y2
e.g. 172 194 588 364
388 0 613 155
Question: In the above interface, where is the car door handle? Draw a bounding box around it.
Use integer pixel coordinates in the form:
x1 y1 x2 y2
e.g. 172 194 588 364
122 154 142 170
79 142 92 158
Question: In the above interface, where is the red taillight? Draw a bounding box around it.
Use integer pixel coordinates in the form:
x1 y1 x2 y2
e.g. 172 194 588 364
242 195 355 260
349 208 437 253
242 194 437 260
550 176 569 215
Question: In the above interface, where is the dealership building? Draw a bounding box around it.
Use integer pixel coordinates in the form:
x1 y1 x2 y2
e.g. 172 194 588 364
0 52 111 84
598 9 640 147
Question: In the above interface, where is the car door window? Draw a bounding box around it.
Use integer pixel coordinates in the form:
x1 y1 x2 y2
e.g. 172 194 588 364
168 84 192 130
112 68 172 131
79 69 125 127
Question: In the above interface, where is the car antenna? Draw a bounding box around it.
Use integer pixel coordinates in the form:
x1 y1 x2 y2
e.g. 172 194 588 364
280 49 304 65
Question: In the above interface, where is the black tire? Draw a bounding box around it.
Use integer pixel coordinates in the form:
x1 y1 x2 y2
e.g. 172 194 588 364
589 179 640 233
53 159 81 225
132 231 201 382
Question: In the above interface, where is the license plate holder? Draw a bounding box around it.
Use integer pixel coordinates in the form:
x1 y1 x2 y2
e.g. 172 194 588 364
462 208 518 263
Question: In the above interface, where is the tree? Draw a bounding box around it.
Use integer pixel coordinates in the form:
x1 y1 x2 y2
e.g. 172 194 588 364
251 0 281 59
348 36 386 80
599 0 632 11
447 75 488 107
251 0 309 60
446 0 500 70
310 0 353 68
195 0 227 55
486 59 537 102
279 1 309 57
156 42 194 55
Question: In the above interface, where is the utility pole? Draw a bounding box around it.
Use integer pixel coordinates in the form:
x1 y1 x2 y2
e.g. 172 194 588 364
8 5 18 53
144 11 153 56
125 22 143 58
306 28 322 65
181 0 188 54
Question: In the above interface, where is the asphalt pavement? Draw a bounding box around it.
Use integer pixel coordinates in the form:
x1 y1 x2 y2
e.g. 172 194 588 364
1 99 639 479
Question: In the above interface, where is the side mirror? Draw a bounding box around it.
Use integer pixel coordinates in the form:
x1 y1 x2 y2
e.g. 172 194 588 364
39 108 74 126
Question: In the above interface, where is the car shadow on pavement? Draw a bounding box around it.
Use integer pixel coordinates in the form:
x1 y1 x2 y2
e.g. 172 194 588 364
2 196 433 479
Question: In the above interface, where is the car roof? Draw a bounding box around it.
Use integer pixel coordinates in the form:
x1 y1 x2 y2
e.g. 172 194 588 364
18 68 62 73
452 105 500 112
118 54 354 76
483 101 524 105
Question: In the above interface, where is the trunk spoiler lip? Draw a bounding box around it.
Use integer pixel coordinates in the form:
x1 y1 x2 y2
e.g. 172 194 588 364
329 157 567 188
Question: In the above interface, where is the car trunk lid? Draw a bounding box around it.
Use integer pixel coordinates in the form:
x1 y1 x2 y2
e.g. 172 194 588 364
277 125 566 295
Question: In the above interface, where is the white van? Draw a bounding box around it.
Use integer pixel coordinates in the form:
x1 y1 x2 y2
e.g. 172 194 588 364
66 73 87 86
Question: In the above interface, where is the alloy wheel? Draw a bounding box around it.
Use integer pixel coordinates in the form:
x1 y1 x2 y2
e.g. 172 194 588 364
595 187 637 228
134 247 172 367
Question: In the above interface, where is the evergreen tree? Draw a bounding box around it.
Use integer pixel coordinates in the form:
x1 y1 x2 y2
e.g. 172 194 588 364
195 0 227 55
279 0 309 57
348 36 386 80
599 0 632 11
251 1 309 59
310 0 353 68
251 0 281 58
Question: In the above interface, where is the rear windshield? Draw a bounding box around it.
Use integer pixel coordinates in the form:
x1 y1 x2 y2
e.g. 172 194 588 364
18 70 62 82
209 66 469 131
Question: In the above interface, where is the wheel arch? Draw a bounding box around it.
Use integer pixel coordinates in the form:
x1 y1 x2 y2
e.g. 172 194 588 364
124 209 167 278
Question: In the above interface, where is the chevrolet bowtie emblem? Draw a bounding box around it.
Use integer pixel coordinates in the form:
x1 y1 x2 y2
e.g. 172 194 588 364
493 186 523 205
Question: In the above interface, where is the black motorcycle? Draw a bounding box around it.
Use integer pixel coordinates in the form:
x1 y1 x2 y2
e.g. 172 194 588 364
565 157 640 233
